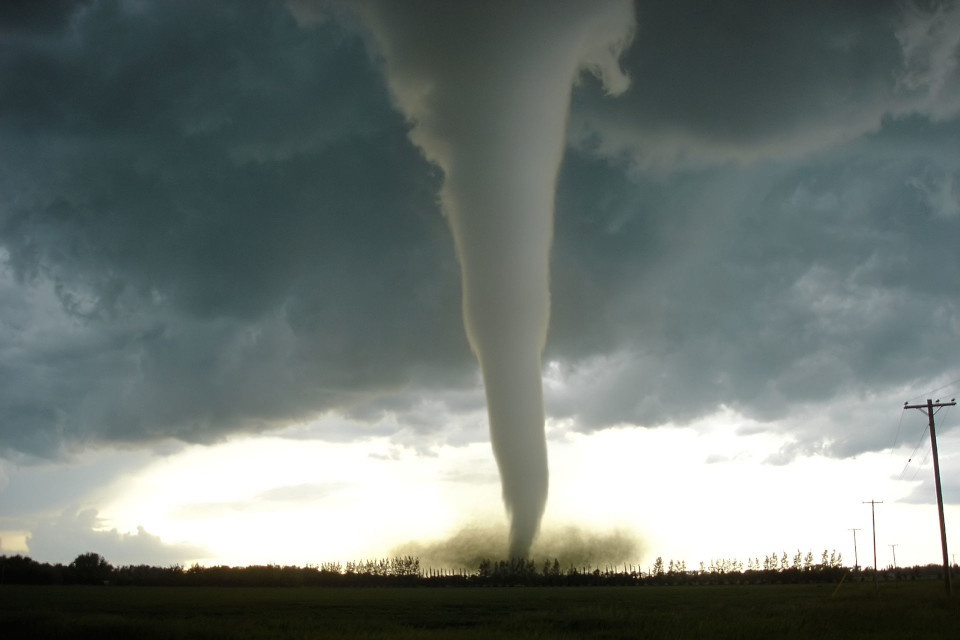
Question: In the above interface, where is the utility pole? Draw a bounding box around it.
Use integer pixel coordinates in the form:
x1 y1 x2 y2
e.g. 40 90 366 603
905 398 955 596
863 500 883 593
889 544 898 569
849 528 862 571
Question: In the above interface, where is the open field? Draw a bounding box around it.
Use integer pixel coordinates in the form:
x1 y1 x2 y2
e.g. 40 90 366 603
2 582 958 639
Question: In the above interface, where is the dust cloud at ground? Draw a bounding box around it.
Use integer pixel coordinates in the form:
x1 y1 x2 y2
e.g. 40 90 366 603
393 523 645 571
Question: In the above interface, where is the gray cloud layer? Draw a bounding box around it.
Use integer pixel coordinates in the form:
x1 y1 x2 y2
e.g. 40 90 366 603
1 0 959 461
26 507 209 566
1 0 471 457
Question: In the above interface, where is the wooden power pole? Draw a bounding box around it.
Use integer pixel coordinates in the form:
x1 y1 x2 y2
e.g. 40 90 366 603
904 398 955 596
849 528 862 571
863 500 883 593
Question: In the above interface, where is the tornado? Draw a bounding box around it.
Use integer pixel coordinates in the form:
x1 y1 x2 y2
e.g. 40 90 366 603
348 0 634 559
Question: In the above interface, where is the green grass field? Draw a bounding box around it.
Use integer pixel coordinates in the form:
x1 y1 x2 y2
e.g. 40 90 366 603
2 582 958 639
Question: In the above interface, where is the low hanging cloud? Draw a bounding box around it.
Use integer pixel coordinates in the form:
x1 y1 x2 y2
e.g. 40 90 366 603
0 0 958 465
25 508 209 566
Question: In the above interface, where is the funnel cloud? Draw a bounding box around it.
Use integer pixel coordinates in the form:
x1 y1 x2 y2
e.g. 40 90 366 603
351 0 635 558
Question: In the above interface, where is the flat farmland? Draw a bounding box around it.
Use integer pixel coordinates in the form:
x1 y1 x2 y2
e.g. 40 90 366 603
2 582 957 639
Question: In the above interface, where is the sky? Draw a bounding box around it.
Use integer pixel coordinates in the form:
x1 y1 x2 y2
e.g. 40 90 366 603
1 0 960 571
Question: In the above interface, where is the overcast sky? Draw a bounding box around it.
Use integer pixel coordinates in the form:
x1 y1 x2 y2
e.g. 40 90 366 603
2 0 959 569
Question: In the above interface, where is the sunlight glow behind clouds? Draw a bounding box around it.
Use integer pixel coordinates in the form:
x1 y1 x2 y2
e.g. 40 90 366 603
1 406 956 569
94 427 492 565
28 412 948 569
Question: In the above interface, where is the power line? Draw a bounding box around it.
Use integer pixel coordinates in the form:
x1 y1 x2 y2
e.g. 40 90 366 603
863 500 883 594
906 377 960 405
904 398 956 597
890 386 955 451
891 406 907 448
849 528 862 571
908 447 931 482
898 423 931 481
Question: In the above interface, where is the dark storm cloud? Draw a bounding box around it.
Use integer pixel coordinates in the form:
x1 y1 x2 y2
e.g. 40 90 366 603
0 0 92 36
548 123 960 451
0 0 471 457
570 0 959 167
544 0 960 455
1 0 959 462
553 126 960 423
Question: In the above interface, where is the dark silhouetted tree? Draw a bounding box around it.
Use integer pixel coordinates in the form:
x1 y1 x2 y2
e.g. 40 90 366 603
69 552 113 584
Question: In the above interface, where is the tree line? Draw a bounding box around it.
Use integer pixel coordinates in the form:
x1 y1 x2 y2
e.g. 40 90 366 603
1 551 952 588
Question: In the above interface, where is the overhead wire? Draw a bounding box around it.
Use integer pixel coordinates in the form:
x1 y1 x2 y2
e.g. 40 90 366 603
904 376 960 406
879 385 959 531
897 423 930 481
908 448 931 482
895 397 956 483
917 376 960 403
891 406 906 448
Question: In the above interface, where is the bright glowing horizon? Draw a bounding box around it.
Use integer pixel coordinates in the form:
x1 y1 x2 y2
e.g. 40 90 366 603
3 405 956 572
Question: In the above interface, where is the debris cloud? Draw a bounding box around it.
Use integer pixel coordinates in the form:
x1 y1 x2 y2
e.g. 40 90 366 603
393 523 644 572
